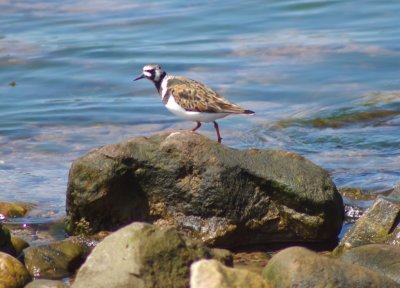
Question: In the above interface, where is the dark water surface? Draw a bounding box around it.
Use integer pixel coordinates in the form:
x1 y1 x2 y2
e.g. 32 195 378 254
1 0 399 240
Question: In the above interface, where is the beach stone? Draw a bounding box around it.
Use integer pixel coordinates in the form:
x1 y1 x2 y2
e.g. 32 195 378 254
25 279 67 288
341 244 400 284
190 259 271 288
233 251 271 274
0 223 16 255
0 251 30 288
334 197 400 256
0 202 33 218
10 236 29 256
209 248 233 267
262 246 399 287
66 131 343 247
23 236 94 279
72 222 215 288
388 184 400 201
339 187 378 201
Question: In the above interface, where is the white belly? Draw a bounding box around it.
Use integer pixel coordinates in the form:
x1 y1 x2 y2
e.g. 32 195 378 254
165 95 229 123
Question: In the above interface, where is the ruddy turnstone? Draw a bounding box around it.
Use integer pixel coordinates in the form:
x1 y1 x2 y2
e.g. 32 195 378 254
134 64 254 143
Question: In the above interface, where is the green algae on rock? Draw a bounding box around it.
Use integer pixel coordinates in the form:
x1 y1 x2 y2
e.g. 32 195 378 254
23 236 95 279
0 202 33 218
10 236 29 256
66 131 343 248
276 109 400 129
339 187 380 201
276 90 400 129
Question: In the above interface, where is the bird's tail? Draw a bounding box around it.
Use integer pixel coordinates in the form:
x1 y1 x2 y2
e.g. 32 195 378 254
243 109 255 115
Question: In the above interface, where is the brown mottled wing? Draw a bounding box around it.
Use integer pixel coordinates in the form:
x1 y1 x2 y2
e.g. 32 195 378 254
167 77 249 114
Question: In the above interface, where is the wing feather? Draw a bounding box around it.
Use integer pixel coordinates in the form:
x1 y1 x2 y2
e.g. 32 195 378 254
167 77 250 114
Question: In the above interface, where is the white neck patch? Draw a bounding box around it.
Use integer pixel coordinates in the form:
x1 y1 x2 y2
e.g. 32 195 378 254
160 76 169 99
153 69 161 81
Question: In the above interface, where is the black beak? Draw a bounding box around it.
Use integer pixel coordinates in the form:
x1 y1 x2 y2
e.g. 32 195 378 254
134 73 145 81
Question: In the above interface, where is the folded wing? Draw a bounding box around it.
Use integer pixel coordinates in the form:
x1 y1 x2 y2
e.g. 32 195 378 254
167 77 254 114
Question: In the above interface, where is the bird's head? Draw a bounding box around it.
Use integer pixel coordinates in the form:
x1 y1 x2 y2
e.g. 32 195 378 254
134 64 165 82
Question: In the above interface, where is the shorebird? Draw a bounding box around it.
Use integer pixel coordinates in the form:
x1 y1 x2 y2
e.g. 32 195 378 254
134 64 254 143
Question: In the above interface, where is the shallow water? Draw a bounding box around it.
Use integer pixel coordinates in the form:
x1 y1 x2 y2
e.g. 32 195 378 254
0 0 399 241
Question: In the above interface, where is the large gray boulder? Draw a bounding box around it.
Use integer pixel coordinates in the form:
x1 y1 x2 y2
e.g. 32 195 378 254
66 131 343 247
72 222 214 288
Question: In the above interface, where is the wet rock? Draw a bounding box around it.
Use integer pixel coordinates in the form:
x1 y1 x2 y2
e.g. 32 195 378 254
277 108 400 129
0 251 30 288
72 222 216 288
388 184 400 201
209 248 233 267
262 246 399 287
0 202 33 218
25 279 67 288
0 223 16 255
66 131 343 247
334 197 400 256
344 204 367 223
233 251 271 274
190 259 270 288
23 236 94 279
10 236 29 256
339 187 393 224
339 187 379 201
341 244 400 284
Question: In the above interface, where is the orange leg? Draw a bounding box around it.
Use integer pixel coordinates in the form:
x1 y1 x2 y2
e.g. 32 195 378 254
192 121 201 132
213 121 222 143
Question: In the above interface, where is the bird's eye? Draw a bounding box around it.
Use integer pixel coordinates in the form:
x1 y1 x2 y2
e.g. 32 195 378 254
143 70 153 77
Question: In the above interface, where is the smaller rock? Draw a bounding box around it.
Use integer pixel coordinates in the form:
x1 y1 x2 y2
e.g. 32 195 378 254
341 244 400 284
0 223 16 255
190 259 270 288
262 246 399 287
387 184 400 202
0 202 33 218
334 197 400 256
73 222 216 288
344 204 367 223
25 279 67 288
0 251 30 288
209 248 233 267
339 187 378 201
10 236 29 256
23 236 94 279
233 251 271 274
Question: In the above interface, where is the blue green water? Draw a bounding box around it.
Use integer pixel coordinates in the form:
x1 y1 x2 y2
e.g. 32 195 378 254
0 0 399 228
